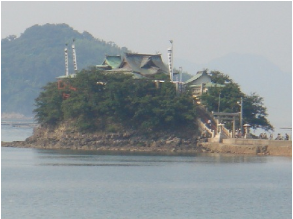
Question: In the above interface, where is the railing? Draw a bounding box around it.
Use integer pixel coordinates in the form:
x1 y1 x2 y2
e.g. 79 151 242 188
222 125 232 138
197 119 215 138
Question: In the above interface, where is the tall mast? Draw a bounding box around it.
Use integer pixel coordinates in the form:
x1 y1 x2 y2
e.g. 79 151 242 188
72 39 78 73
167 40 173 81
64 43 69 76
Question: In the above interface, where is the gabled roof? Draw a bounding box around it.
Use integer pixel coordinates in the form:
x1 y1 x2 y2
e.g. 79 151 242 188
98 53 169 78
185 70 211 84
121 53 169 76
102 55 122 69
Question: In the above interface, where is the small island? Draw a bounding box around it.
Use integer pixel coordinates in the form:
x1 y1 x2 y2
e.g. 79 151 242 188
2 59 291 156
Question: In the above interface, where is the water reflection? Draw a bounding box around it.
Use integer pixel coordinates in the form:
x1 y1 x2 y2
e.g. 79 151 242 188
34 148 290 167
38 163 146 167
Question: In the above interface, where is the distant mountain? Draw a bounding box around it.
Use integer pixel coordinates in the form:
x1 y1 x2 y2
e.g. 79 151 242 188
176 53 292 131
1 23 129 115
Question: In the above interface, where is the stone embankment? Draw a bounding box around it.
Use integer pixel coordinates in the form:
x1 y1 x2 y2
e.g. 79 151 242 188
201 138 292 156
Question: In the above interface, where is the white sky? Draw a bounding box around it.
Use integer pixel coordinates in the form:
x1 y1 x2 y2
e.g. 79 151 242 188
1 1 292 73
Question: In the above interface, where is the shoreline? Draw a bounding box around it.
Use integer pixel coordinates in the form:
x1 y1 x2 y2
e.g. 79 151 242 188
1 140 202 153
2 139 292 157
2 123 291 157
1 113 33 120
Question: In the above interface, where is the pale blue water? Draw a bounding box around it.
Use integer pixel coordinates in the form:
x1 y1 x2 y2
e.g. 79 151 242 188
1 119 34 142
1 124 292 219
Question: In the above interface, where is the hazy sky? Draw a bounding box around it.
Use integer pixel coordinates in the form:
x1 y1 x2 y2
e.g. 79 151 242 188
1 1 292 73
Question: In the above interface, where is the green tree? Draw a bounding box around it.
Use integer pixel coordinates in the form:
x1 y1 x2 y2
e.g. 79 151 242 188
200 70 273 131
34 82 63 125
243 93 273 131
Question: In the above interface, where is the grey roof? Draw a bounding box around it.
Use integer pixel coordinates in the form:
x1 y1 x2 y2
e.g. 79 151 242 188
120 53 169 76
185 71 210 84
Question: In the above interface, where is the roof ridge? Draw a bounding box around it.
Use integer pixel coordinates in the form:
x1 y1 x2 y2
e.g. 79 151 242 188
125 53 161 57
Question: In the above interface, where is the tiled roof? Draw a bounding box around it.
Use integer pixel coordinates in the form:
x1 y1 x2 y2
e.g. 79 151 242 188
102 55 122 69
99 53 169 78
121 53 169 76
185 71 210 84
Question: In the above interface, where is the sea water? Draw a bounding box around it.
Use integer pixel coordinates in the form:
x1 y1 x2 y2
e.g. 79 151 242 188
1 123 292 219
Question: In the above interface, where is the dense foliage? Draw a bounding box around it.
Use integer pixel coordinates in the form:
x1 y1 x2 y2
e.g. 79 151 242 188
200 71 273 131
2 24 129 115
34 69 197 133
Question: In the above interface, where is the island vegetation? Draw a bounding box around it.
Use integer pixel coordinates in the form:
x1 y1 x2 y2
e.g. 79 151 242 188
34 68 197 137
33 67 273 138
1 66 278 155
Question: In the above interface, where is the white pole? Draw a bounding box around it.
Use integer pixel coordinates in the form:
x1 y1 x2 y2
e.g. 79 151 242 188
240 97 243 136
72 39 78 72
167 40 174 82
170 40 173 82
64 44 69 76
167 47 173 81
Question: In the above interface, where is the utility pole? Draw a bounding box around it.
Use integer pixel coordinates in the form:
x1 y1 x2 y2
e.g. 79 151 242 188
237 97 243 136
179 67 182 93
179 66 182 83
218 92 221 112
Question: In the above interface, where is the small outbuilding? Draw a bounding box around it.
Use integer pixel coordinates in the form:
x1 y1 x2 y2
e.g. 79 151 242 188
185 70 225 96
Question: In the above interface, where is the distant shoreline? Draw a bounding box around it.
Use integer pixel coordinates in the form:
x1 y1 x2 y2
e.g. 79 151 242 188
1 113 33 120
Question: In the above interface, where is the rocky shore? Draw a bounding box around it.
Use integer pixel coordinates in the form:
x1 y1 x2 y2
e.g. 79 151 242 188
1 124 204 154
2 123 291 156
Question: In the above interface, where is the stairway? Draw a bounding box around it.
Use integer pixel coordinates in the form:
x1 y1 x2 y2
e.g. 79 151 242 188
196 106 231 139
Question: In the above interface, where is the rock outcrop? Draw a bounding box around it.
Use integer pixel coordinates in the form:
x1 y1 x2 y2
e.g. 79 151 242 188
2 122 204 154
3 122 291 156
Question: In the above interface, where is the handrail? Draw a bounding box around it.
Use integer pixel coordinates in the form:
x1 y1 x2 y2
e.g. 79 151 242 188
197 119 214 138
222 125 231 138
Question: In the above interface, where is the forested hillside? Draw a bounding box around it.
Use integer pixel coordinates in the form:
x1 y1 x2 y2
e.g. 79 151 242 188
1 23 129 115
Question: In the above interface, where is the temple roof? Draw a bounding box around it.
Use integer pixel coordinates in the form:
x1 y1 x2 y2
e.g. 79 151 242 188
102 55 123 69
98 53 169 78
185 70 210 84
122 53 168 76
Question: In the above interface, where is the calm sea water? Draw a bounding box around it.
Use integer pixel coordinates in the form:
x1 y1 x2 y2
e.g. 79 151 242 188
1 124 292 219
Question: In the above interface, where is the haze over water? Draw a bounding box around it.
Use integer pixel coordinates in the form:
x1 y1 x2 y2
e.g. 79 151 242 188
1 124 292 219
